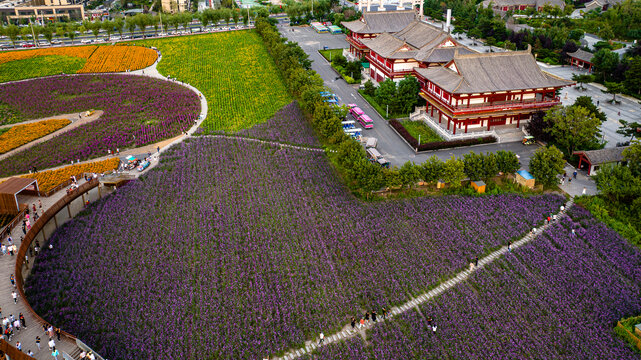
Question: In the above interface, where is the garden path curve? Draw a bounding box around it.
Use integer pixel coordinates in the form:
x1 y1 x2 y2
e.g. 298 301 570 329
272 198 575 360
0 111 104 161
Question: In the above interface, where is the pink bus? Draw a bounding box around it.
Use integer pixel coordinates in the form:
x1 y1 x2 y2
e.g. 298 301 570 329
349 106 364 119
358 114 374 129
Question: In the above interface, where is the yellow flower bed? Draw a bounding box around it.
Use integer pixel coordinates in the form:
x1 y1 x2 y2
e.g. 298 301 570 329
0 118 71 154
22 157 120 193
0 46 97 66
78 45 158 73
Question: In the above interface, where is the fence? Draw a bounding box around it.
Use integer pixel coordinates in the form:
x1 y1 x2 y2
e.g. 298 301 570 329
0 206 27 239
14 179 103 342
616 321 641 352
0 339 34 360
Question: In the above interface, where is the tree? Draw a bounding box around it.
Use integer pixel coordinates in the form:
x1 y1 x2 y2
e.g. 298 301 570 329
420 156 444 184
126 16 137 36
544 106 601 155
529 145 565 187
66 23 77 44
496 150 520 175
374 79 397 116
591 49 619 81
602 81 625 104
623 139 641 177
114 18 125 38
616 120 641 141
594 163 641 202
5 25 19 46
525 111 552 142
571 73 593 91
624 57 641 95
573 96 606 123
102 20 114 38
482 152 498 180
232 9 240 25
396 76 420 114
20 26 31 41
463 152 484 181
441 156 466 188
363 80 376 97
398 161 420 188
91 20 101 39
42 27 53 44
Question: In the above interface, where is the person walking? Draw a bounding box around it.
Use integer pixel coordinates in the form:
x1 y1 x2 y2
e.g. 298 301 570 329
582 187 587 195
38 200 42 210
36 336 41 351
372 310 377 322
27 350 34 356
382 307 388 320
359 317 365 329
364 312 370 324
19 313 26 328
11 290 17 304
432 325 437 334
52 348 60 360
16 341 21 351
55 327 61 341
350 317 356 331
318 333 324 345
573 170 577 179
9 274 14 287
14 319 20 331
47 337 55 351
474 256 478 267
507 241 511 252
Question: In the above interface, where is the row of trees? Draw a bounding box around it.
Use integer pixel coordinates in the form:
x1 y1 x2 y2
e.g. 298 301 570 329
362 77 421 116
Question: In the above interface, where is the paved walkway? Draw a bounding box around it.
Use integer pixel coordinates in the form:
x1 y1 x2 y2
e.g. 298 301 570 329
203 134 325 152
272 198 574 360
0 111 104 161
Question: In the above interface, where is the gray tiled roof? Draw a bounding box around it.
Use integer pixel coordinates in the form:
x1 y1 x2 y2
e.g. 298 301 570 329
481 0 565 9
417 46 475 63
415 50 572 93
568 49 594 63
342 10 416 34
574 147 628 165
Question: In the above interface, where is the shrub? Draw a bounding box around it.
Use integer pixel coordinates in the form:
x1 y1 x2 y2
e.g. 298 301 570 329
389 119 496 151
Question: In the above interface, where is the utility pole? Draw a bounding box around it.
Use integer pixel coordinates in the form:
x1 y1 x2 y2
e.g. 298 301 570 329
30 20 37 47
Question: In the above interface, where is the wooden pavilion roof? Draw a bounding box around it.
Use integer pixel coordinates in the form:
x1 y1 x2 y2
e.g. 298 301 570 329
567 49 594 64
342 10 416 34
573 147 628 165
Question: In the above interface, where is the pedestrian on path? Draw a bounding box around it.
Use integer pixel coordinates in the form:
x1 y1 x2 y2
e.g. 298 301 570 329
359 318 365 329
47 337 55 351
14 319 20 331
432 325 437 334
572 229 576 236
582 187 587 195
318 333 324 345
573 170 577 179
157 146 160 153
36 336 41 350
508 241 511 252
39 200 42 210
350 317 356 331
56 327 61 341
372 310 377 322
16 341 21 351
1 244 6 256
364 312 370 324
11 290 17 303
52 348 60 360
27 350 34 356
474 256 478 267
32 204 36 213
10 274 15 287
19 313 26 328
382 307 388 320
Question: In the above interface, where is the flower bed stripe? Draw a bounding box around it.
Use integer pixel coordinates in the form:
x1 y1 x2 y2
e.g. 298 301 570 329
0 118 70 154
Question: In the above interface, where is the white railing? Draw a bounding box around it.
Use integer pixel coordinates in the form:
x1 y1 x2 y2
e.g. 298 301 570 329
415 113 497 142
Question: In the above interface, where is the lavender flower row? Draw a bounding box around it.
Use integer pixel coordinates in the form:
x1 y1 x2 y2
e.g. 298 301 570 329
25 137 564 359
0 74 200 176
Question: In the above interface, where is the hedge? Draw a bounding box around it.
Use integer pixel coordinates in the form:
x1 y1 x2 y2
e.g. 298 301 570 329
389 119 496 151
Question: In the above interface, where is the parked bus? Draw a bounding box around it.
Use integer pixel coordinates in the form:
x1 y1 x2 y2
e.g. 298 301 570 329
358 114 374 129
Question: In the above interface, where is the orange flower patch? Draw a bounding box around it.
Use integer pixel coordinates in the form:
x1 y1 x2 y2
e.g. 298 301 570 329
78 45 158 73
0 46 97 66
22 157 120 193
0 118 71 154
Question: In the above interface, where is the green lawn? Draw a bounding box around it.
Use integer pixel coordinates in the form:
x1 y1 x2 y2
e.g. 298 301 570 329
400 120 443 144
134 31 292 133
319 49 344 62
0 56 86 83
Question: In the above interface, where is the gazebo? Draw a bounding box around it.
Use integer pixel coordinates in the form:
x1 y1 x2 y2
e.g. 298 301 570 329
567 49 594 72
0 177 39 214
574 147 628 175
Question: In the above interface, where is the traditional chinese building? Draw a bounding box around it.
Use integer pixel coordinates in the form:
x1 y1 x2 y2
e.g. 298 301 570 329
361 20 474 82
343 10 417 58
480 0 565 12
567 49 594 72
413 48 572 134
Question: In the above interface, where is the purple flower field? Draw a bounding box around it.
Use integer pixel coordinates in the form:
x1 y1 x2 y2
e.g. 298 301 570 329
304 206 641 359
0 74 200 176
26 137 563 359
237 101 320 147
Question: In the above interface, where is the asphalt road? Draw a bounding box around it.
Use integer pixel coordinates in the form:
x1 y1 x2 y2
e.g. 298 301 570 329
280 25 541 168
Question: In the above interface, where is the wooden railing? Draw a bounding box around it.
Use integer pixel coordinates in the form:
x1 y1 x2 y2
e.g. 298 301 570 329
0 338 35 360
616 321 641 352
14 179 101 342
0 206 27 239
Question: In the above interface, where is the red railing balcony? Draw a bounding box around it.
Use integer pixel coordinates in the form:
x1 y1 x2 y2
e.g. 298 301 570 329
421 89 561 115
346 36 367 50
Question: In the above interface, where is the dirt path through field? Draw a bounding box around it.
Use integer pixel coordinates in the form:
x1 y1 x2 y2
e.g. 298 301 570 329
0 110 104 161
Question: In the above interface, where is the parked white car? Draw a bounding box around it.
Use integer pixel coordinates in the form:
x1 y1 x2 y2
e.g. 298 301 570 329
81 39 92 44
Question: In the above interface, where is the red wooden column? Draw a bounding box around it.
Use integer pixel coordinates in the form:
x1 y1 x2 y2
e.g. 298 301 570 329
516 114 521 128
453 119 457 135
487 117 491 131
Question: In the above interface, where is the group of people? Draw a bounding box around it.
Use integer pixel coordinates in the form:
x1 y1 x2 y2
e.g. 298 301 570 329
1 235 18 256
349 307 389 333
1 312 27 341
